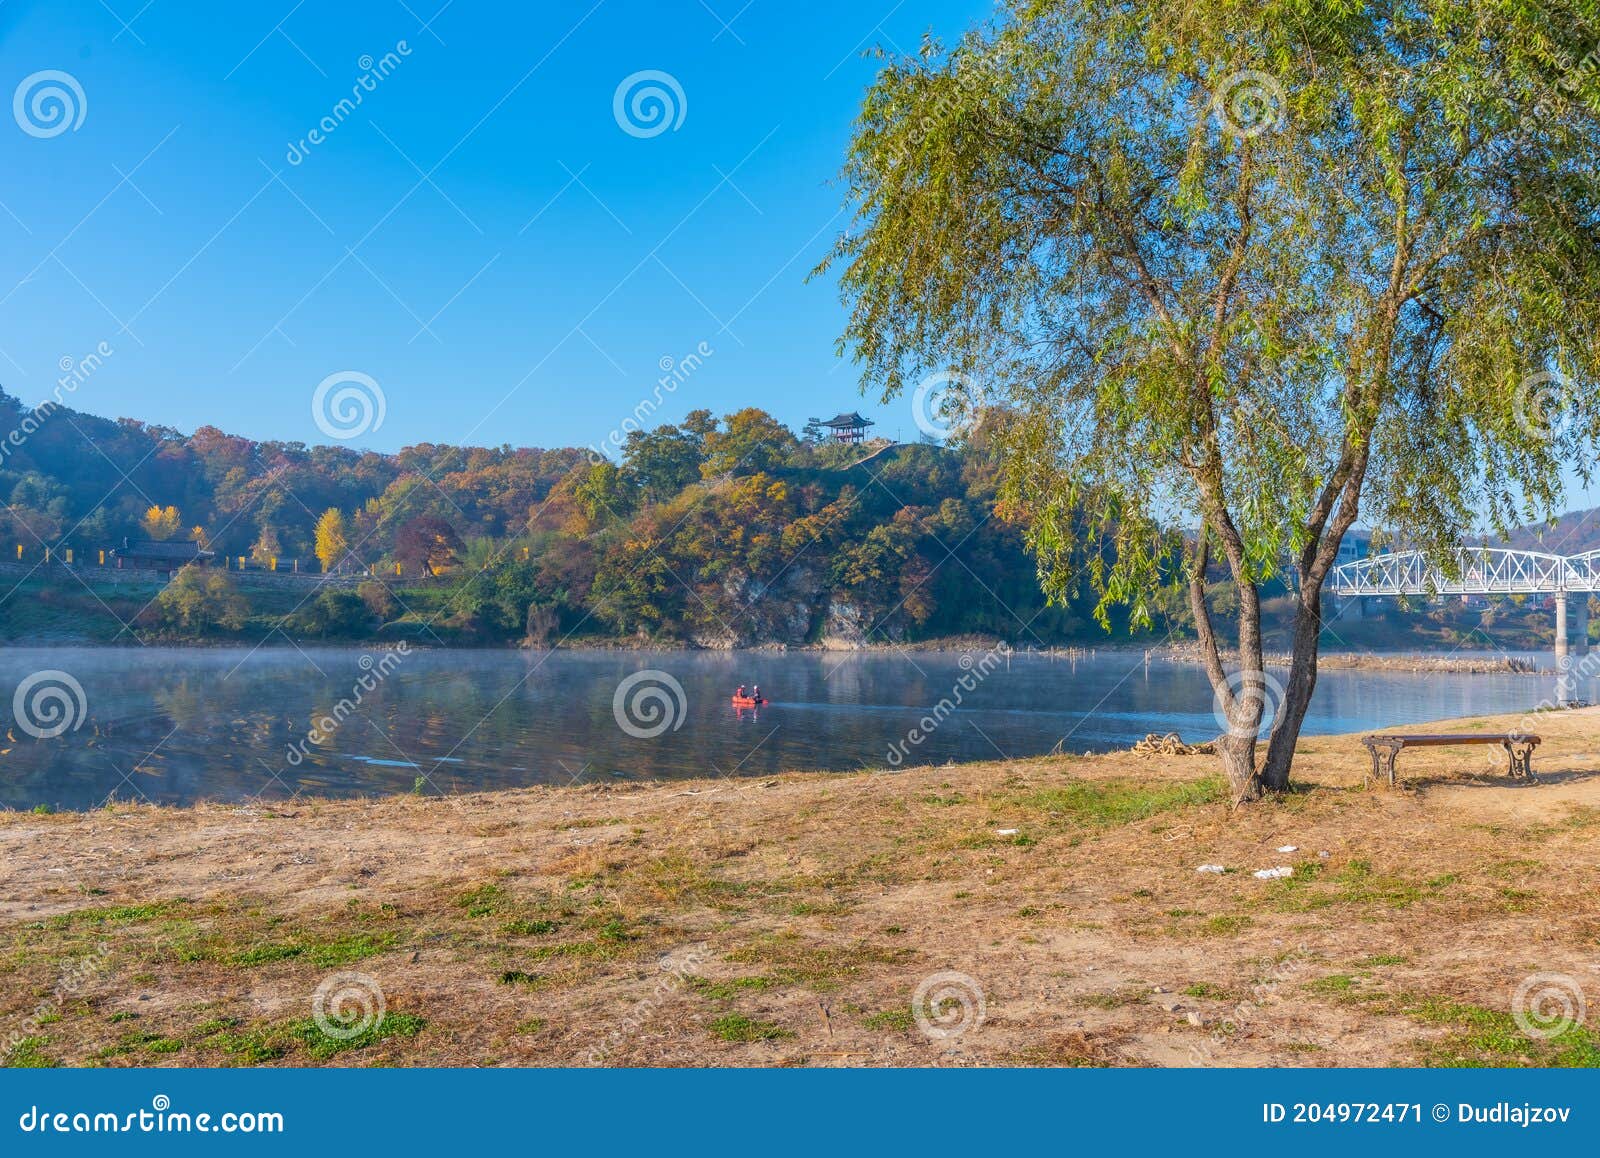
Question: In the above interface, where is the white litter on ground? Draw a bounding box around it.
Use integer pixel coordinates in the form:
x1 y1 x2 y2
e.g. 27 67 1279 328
1196 864 1226 874
1276 845 1298 853
1253 866 1294 880
996 828 1019 836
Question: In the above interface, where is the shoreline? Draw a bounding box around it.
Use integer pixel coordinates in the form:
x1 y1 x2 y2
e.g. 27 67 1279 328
5 705 1600 1068
0 633 1568 672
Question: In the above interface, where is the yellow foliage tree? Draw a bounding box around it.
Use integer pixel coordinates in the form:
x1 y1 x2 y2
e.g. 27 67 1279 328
314 508 349 574
140 505 181 541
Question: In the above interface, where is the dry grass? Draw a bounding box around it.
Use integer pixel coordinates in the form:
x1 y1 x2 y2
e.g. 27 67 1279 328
4 706 1600 1068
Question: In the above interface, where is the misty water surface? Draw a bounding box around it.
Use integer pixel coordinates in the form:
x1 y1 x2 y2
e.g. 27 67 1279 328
0 647 1587 810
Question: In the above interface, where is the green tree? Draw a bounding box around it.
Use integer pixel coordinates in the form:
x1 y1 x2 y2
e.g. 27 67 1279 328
293 588 371 637
824 1 1600 800
151 566 248 633
572 460 637 523
700 408 800 477
622 421 707 501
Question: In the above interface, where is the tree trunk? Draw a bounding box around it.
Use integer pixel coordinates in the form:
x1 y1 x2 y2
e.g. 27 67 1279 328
1261 581 1324 790
1216 731 1263 803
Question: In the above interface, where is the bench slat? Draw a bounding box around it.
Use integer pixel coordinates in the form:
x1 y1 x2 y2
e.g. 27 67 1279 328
1363 733 1539 747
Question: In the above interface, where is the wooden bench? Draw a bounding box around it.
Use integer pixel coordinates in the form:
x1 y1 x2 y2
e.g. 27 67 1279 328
1360 732 1540 787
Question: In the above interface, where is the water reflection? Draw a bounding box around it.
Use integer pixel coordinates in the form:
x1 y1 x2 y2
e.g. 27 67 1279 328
0 647 1588 810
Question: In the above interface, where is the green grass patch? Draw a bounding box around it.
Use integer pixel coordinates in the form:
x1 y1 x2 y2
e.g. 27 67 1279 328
98 1030 185 1059
1007 776 1225 829
232 931 396 969
290 1012 426 1060
456 883 507 917
4 1036 58 1068
1406 998 1600 1068
1260 858 1455 914
50 899 190 928
708 1014 791 1043
1078 988 1145 1009
689 976 779 1001
1359 953 1408 967
1307 974 1359 996
863 1007 917 1031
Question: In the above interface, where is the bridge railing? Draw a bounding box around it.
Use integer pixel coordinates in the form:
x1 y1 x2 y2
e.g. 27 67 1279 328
1329 547 1594 596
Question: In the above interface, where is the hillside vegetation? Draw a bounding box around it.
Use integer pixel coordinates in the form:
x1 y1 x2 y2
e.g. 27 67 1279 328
3 391 1591 650
0 394 1145 647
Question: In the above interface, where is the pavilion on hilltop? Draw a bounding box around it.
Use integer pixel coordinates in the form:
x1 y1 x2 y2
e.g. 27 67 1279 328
815 412 875 445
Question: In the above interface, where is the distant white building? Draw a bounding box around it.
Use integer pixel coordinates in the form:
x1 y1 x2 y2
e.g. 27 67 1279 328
1334 528 1371 569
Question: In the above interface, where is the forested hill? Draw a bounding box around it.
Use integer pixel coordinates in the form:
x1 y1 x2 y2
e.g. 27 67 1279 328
0 391 1136 647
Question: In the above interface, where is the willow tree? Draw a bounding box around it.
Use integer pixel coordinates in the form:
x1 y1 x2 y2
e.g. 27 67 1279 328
824 0 1600 801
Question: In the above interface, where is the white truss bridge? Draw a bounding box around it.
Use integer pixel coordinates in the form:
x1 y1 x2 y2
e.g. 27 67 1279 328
1329 548 1600 597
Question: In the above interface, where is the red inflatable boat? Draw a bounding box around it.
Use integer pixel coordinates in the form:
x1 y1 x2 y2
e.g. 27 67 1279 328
731 695 767 707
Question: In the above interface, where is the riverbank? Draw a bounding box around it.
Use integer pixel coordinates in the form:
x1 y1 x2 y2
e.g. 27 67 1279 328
1159 642 1546 674
5 706 1600 1068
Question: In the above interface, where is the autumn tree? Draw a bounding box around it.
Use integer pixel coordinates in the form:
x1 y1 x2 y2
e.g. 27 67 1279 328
140 504 182 541
395 515 464 576
825 1 1600 801
314 508 350 573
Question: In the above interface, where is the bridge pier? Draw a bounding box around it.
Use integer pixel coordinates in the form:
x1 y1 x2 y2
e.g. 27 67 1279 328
1556 593 1569 668
1578 596 1591 656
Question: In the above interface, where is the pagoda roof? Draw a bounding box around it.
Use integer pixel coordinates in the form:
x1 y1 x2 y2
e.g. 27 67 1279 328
818 412 874 428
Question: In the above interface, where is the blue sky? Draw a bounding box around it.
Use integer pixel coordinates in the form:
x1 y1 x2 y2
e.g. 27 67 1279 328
0 0 988 453
0 0 1592 511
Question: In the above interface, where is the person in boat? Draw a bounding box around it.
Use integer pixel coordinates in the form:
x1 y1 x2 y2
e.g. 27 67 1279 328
752 685 761 702
736 685 746 700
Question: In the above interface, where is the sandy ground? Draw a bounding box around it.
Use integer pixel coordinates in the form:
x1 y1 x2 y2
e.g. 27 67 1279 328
3 706 1599 1068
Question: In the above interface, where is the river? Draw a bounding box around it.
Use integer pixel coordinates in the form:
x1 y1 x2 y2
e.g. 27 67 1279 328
0 646 1588 810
